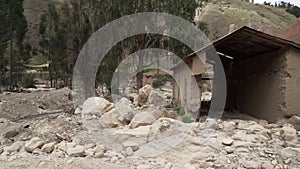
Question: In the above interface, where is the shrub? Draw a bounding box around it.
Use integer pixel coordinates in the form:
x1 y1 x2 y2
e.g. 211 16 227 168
176 107 185 116
182 116 193 123
22 74 37 88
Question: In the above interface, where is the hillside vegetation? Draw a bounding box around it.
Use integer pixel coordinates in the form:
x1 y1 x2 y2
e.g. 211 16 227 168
198 0 300 40
1 0 299 91
23 0 64 65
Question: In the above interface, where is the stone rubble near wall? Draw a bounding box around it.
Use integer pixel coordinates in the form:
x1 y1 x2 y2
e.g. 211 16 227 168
1 90 300 168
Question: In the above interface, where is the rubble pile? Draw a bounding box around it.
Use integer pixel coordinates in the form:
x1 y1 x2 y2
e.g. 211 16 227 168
0 86 299 168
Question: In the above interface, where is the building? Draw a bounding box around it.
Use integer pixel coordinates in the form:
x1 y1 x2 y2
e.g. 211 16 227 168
172 26 300 122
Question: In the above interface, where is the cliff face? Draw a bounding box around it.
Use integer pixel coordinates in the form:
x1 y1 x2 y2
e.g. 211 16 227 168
198 0 300 41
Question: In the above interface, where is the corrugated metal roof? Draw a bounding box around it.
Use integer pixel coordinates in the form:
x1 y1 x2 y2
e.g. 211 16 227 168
172 26 300 69
212 26 300 59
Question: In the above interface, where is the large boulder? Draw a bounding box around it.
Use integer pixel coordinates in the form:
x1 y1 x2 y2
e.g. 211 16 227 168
129 110 164 129
41 142 57 153
24 137 45 153
148 90 167 107
82 97 114 117
115 98 135 122
98 108 125 128
288 115 300 131
67 145 86 157
281 125 297 141
138 85 153 106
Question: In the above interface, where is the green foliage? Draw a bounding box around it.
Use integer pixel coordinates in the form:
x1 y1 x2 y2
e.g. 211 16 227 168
152 74 172 88
22 73 37 88
88 0 198 91
38 1 75 88
0 0 29 90
196 21 210 36
152 79 164 89
286 6 300 18
182 116 193 123
176 107 186 116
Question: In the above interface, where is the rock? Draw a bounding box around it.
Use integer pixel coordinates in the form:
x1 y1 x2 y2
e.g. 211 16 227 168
205 118 218 129
125 147 133 156
222 138 234 146
138 85 153 106
283 158 291 164
243 161 261 169
258 120 269 127
110 156 118 163
281 147 300 159
94 145 106 158
166 163 173 169
24 137 44 153
262 162 273 169
104 150 119 158
0 146 3 154
148 90 167 107
84 148 95 157
235 147 250 153
129 93 139 107
256 134 269 142
281 125 297 141
32 148 43 155
224 146 234 154
82 97 114 116
136 164 151 169
41 142 56 153
129 110 164 129
288 115 300 130
74 107 82 115
56 141 76 153
162 110 177 119
0 118 8 123
222 121 236 132
5 141 25 154
122 141 139 151
4 130 19 139
67 145 86 157
115 98 135 121
98 108 124 128
51 149 65 158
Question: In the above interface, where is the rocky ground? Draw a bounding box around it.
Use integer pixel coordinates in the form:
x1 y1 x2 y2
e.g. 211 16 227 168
0 86 300 169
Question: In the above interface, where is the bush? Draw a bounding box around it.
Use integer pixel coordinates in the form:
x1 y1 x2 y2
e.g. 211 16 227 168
176 107 186 116
182 116 193 123
22 74 37 88
152 79 164 88
152 74 172 88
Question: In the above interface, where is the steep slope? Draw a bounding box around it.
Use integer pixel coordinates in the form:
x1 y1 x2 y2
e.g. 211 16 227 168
198 0 300 41
23 0 64 64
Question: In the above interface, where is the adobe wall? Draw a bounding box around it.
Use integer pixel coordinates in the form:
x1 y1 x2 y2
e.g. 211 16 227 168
228 50 287 122
285 47 300 117
173 63 201 119
173 52 206 119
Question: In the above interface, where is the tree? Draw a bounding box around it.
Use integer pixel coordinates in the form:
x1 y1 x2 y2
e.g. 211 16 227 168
286 5 300 18
5 0 28 90
88 0 197 92
0 0 10 91
39 2 63 88
59 0 92 87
